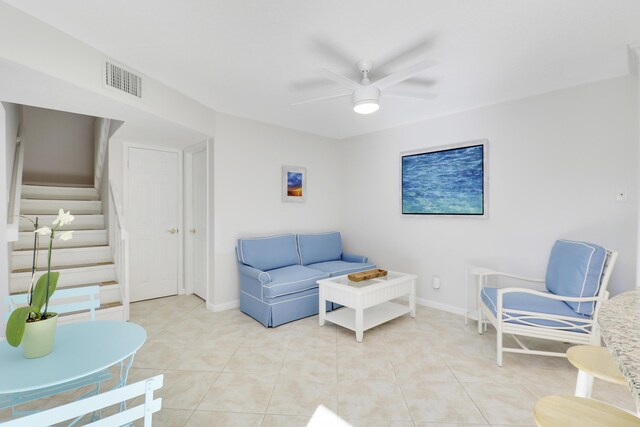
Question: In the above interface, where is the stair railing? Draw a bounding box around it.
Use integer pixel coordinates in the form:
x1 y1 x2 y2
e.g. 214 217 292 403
6 134 24 242
109 180 129 320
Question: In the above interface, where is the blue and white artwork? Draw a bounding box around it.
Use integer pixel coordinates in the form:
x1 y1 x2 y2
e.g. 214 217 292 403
402 144 485 215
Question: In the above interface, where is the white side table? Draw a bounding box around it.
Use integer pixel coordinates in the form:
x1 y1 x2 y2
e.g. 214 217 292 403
465 266 494 325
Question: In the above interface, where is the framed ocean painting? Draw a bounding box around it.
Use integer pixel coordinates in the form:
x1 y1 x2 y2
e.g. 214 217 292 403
401 140 488 216
282 165 306 202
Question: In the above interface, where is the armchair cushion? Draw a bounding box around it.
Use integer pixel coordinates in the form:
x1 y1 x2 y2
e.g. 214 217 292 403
545 240 607 316
262 265 329 299
307 260 376 277
297 232 343 265
237 234 300 272
481 287 590 330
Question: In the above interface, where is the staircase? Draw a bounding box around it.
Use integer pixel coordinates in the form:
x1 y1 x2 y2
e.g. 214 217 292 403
10 184 125 322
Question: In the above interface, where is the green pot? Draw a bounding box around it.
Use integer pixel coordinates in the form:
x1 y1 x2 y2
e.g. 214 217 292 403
22 313 58 359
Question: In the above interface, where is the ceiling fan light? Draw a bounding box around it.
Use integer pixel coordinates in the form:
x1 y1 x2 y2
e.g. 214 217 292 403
353 99 380 114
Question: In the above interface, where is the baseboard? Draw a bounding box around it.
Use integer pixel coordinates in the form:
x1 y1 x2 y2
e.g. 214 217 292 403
204 296 474 319
414 297 479 321
207 300 239 312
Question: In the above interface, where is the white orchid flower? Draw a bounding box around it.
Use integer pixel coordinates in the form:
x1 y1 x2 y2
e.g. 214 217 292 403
35 226 52 236
52 209 75 227
57 230 74 241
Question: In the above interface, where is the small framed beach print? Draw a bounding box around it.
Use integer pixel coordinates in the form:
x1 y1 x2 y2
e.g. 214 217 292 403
282 165 306 202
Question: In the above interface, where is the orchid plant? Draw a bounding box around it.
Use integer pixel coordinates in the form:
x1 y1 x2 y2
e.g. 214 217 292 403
5 209 75 347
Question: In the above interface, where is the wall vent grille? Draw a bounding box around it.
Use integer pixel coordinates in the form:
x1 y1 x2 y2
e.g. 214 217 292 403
104 61 142 98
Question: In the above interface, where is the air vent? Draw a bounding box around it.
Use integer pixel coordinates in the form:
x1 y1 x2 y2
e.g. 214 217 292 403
104 61 142 98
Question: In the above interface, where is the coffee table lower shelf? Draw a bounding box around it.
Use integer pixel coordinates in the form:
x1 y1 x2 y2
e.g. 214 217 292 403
324 302 410 333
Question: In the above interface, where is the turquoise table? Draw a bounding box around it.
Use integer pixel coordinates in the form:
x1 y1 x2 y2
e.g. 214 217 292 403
0 320 146 395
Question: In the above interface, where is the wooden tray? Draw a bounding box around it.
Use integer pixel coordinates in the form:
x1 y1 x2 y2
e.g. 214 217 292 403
348 269 388 282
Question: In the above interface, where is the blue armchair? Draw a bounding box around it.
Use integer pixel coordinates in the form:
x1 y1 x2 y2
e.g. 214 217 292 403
477 239 618 366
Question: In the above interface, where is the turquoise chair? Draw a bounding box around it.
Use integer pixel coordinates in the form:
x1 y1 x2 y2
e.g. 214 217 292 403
1 375 163 427
1 285 112 419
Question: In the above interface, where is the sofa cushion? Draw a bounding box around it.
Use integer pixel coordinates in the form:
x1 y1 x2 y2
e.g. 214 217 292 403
545 240 607 316
237 234 299 272
262 265 329 299
481 287 590 330
307 260 376 277
297 232 343 265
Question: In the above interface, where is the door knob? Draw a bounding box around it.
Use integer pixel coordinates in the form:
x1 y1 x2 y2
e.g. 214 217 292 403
190 229 196 234
167 228 178 234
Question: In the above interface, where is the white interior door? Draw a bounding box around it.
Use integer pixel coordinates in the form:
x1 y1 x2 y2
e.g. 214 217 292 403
188 147 207 300
128 147 179 302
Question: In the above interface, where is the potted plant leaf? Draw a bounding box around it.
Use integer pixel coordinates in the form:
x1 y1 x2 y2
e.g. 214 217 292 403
5 209 75 358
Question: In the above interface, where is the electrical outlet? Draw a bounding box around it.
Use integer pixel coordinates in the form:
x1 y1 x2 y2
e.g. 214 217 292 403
616 188 628 202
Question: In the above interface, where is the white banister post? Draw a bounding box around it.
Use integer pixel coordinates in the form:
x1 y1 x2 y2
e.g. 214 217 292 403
0 102 7 338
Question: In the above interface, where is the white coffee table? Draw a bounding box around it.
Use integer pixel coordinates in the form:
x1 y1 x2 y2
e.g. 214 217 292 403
317 270 417 342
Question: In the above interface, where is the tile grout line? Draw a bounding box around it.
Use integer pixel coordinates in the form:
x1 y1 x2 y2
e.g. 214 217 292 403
260 329 293 426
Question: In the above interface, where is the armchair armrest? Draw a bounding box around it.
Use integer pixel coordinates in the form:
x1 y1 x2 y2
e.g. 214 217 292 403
477 271 545 292
478 271 544 283
342 253 368 263
498 287 602 303
237 264 271 284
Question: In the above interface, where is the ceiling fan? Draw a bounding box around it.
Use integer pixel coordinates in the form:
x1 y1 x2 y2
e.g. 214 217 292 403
293 58 438 114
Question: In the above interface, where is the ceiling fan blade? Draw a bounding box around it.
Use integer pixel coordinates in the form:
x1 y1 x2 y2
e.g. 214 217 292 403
292 92 351 106
309 37 355 67
396 77 437 89
290 77 341 91
314 69 361 90
373 59 437 90
384 89 438 100
374 37 435 77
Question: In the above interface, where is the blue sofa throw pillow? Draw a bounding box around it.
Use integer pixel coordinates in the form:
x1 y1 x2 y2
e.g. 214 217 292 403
545 240 607 316
237 234 299 272
297 232 343 265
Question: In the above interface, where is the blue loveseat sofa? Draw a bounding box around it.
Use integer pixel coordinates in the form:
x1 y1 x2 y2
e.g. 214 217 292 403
236 232 375 327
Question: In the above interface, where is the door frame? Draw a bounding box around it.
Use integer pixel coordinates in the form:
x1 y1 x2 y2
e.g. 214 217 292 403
183 140 210 303
123 142 184 296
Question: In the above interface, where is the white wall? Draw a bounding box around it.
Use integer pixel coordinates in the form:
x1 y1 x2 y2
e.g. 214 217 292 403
211 113 343 308
341 76 638 313
22 106 95 186
0 3 215 139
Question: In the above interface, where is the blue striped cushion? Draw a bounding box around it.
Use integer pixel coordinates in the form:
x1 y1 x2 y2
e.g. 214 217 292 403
545 240 606 316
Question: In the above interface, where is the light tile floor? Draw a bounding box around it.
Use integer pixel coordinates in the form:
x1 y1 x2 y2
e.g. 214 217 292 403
3 294 636 426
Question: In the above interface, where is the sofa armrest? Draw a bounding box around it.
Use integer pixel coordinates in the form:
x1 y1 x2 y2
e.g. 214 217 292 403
238 263 271 284
342 253 368 263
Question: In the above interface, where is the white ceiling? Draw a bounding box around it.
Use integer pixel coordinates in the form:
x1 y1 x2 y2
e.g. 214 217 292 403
5 0 640 139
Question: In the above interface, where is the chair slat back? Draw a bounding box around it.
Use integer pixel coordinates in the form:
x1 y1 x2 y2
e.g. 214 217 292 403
0 375 163 427
3 285 101 321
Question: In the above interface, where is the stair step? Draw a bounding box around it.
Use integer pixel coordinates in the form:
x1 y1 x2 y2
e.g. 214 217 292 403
19 214 105 231
21 199 102 215
9 282 122 311
58 301 125 323
12 245 112 270
11 264 117 292
15 229 107 250
22 185 99 201
12 261 114 274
